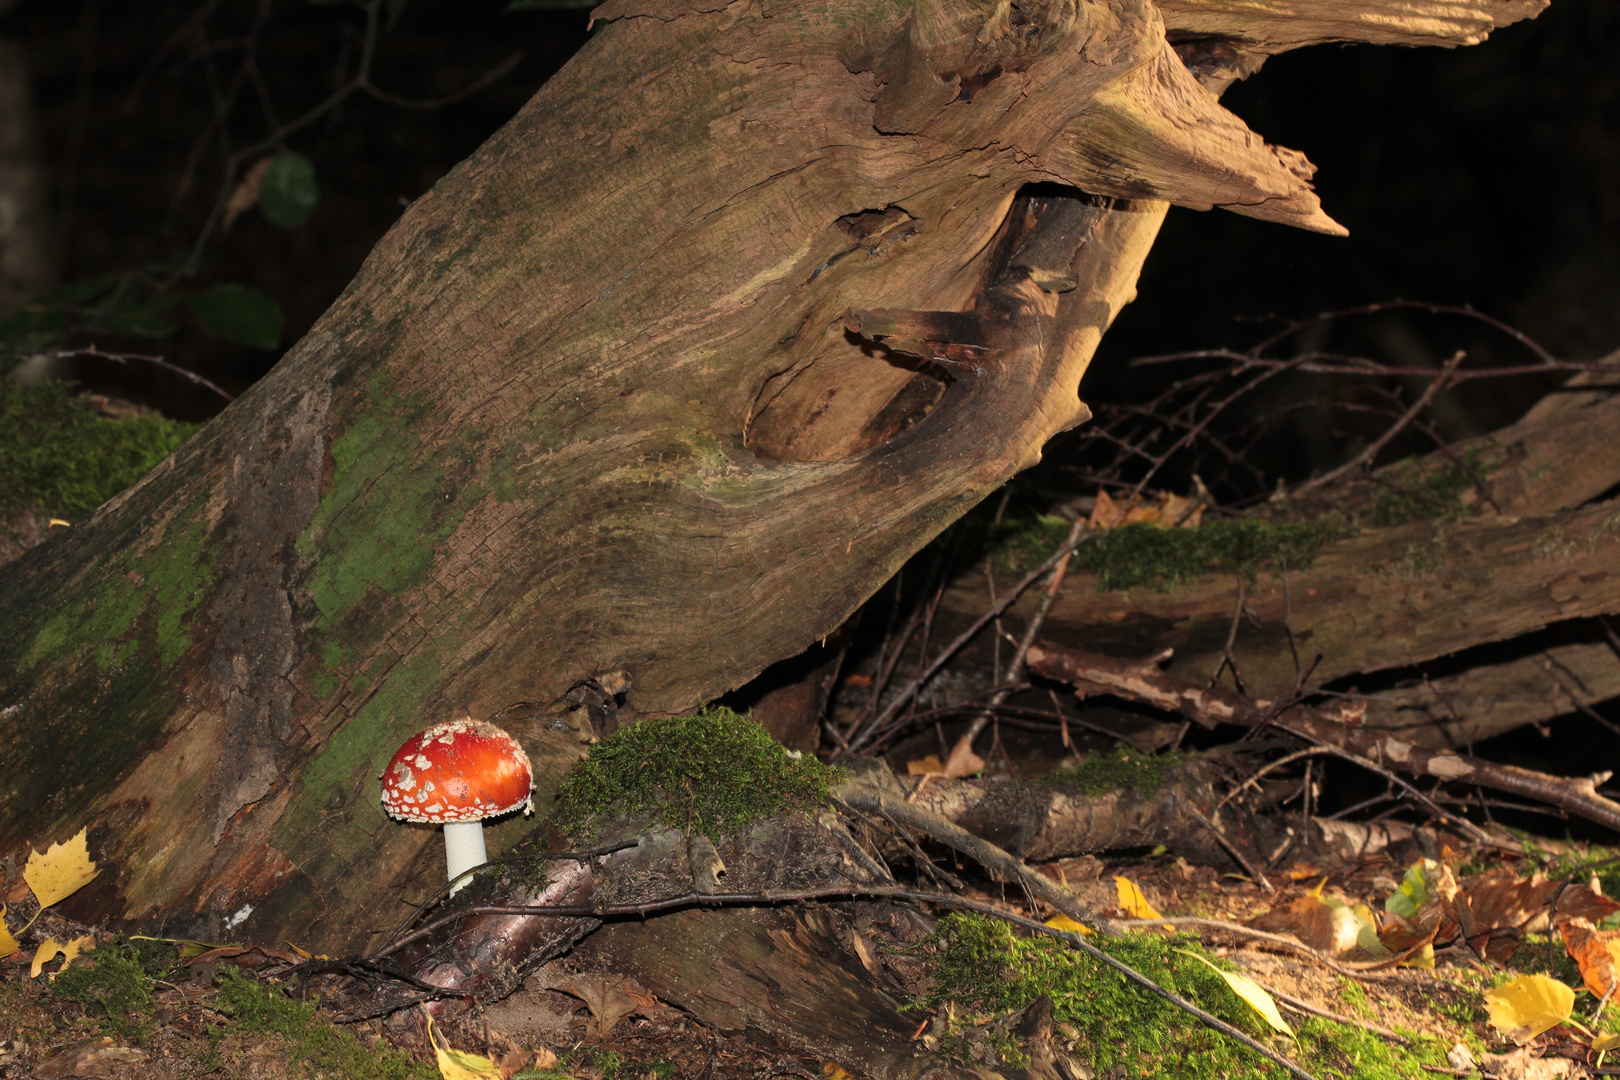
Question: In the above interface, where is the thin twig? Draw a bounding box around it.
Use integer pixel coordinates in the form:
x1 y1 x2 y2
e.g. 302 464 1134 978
1291 349 1468 497
839 537 1089 757
55 345 235 402
957 517 1090 754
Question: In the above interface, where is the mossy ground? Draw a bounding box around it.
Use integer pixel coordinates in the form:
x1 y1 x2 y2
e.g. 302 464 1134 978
0 373 197 519
212 967 438 1080
923 914 1454 1080
3 936 437 1079
550 706 842 841
1038 745 1186 797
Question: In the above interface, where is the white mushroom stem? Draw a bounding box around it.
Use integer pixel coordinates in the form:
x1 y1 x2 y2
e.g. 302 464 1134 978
443 821 488 896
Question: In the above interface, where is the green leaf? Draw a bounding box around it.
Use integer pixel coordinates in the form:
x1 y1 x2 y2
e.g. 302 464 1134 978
1385 859 1437 921
189 284 284 350
259 151 319 229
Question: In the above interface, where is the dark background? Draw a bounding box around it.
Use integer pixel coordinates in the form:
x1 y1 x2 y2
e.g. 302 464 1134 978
3 0 1614 426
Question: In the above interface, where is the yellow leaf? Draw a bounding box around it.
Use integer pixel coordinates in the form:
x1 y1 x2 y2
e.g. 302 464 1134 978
1044 914 1093 935
1485 975 1576 1044
24 828 99 909
30 934 95 980
1115 876 1163 920
823 1066 854 1080
0 906 20 958
1177 950 1295 1039
423 1012 500 1080
1592 1033 1620 1053
1398 943 1435 970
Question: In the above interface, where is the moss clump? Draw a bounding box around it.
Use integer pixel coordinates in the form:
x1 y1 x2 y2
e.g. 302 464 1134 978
1364 451 1493 528
0 375 197 518
1077 519 1337 592
985 514 1075 574
214 968 437 1080
551 707 841 841
1039 745 1185 798
925 914 1447 1080
50 936 174 1041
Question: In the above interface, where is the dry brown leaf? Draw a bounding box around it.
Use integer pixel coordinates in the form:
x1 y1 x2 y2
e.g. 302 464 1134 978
940 733 985 778
223 157 273 231
1457 869 1560 939
1089 488 1203 531
32 1036 147 1080
906 755 944 775
1558 917 1620 999
553 973 653 1035
1247 888 1364 956
1555 882 1620 925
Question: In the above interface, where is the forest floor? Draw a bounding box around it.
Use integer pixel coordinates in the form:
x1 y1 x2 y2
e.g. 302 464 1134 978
3 825 1617 1080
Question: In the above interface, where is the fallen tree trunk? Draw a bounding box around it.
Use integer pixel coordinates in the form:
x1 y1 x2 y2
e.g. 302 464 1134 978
1024 639 1620 835
0 0 1543 954
935 357 1620 747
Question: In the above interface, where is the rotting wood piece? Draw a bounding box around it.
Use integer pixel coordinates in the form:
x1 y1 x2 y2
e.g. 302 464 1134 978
947 495 1620 711
1025 639 1620 835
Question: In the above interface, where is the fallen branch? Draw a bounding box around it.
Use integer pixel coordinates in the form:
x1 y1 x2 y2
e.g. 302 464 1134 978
1025 641 1620 835
834 781 1108 932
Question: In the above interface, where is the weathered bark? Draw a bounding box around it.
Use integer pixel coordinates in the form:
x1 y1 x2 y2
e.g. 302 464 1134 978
1024 640 1620 834
940 363 1620 746
0 0 1541 952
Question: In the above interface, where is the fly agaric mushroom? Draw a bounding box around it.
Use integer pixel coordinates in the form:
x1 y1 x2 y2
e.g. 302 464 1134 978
380 718 534 896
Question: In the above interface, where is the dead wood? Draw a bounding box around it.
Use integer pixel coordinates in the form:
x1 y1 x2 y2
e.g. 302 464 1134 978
1024 639 1620 835
948 496 1620 708
926 364 1620 751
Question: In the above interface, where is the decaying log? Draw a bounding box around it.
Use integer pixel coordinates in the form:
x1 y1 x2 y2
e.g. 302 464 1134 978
934 368 1620 748
840 753 1260 869
960 497 1620 701
1024 639 1620 835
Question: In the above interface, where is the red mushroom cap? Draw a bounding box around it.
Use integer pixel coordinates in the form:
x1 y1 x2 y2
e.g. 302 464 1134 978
380 718 534 824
